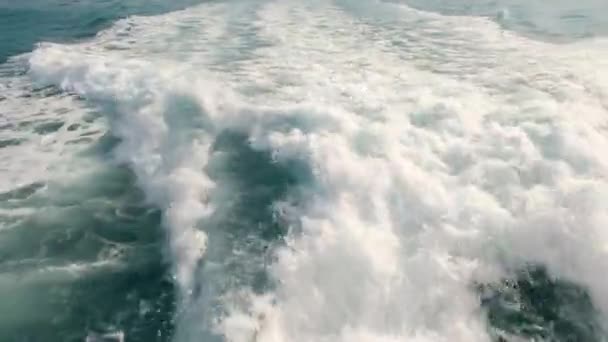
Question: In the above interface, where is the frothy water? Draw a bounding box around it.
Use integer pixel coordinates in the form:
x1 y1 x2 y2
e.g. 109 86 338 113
2 0 608 341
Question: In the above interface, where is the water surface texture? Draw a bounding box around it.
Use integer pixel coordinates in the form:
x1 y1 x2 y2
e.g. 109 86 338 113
2 0 608 341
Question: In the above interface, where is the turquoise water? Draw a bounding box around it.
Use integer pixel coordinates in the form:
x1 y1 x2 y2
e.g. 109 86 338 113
2 1 608 341
0 0 202 63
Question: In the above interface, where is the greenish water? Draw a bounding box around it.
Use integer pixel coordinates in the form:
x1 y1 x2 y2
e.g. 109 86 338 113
0 2 202 340
482 267 605 341
0 147 175 341
0 0 203 63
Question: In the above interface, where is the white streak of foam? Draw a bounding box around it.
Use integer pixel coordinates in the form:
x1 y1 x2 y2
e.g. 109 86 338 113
27 41 221 295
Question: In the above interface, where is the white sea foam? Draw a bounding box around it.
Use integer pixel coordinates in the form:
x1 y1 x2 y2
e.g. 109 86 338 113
21 0 608 341
0 55 112 205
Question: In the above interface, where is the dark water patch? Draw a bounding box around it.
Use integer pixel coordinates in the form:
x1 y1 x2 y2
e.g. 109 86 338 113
80 130 104 137
67 123 80 131
17 120 35 129
0 171 158 263
174 131 308 340
66 137 95 145
83 111 102 123
90 205 162 245
34 120 64 134
480 266 605 341
54 107 71 115
10 168 132 210
0 254 175 342
206 131 311 247
0 137 24 148
0 0 206 63
209 131 301 236
0 123 14 130
205 130 299 287
0 166 175 342
31 84 64 97
81 133 121 156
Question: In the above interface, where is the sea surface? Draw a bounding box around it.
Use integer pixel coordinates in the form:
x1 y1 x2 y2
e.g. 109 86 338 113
1 0 608 341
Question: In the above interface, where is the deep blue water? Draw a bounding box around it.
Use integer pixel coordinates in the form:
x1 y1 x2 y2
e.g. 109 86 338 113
0 0 203 63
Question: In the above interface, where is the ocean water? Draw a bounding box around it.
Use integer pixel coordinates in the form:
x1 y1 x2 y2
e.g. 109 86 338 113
1 0 608 341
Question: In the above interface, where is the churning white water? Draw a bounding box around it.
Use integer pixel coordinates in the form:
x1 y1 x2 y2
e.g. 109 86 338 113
2 0 608 341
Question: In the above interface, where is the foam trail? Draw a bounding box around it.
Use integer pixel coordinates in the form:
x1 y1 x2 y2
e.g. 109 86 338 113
22 0 608 341
0 56 105 194
28 45 219 295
